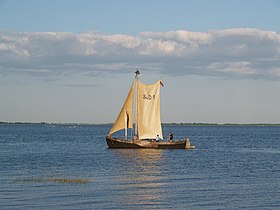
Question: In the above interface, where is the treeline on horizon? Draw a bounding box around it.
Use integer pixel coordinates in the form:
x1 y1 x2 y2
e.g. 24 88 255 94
1 121 280 126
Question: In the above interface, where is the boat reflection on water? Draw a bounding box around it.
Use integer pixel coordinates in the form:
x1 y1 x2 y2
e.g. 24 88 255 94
109 149 168 208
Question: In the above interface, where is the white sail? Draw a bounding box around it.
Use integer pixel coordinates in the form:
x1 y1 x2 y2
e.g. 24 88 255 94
109 81 135 135
136 80 163 139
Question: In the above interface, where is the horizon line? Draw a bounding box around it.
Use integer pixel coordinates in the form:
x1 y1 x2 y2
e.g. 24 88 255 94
1 121 280 126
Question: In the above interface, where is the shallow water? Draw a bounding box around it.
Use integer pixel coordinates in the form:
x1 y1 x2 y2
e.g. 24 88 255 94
0 124 279 209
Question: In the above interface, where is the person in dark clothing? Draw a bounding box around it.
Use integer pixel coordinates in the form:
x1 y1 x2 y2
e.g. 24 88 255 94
168 132 173 141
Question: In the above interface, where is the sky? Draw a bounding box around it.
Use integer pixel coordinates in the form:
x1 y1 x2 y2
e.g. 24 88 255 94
1 0 280 123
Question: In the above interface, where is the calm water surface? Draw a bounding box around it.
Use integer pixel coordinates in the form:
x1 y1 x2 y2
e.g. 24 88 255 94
0 124 280 209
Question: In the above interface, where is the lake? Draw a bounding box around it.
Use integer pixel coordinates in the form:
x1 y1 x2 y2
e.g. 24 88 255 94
0 124 279 209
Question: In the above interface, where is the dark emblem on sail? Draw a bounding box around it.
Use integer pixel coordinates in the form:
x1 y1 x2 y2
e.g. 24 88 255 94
143 94 156 100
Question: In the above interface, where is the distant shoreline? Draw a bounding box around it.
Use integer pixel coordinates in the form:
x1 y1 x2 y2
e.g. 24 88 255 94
1 121 280 126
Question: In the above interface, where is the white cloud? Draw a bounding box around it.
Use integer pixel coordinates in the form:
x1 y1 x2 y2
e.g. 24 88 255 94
1 28 280 81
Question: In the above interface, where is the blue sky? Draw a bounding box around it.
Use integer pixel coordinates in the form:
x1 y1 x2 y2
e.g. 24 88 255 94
1 0 280 33
1 0 280 123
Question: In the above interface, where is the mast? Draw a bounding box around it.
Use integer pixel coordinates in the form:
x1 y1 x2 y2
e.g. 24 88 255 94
134 70 140 137
124 111 128 139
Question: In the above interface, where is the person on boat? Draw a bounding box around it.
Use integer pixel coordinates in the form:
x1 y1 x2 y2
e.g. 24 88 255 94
133 134 138 140
156 135 160 142
168 132 173 141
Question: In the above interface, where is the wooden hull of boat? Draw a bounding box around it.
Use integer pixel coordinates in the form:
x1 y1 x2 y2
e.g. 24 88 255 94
106 135 193 149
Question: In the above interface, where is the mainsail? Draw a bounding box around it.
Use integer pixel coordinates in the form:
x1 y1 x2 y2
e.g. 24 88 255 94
109 82 135 135
109 76 163 140
136 80 163 139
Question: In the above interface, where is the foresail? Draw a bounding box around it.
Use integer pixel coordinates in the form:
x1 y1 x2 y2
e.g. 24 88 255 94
137 80 163 139
109 82 134 135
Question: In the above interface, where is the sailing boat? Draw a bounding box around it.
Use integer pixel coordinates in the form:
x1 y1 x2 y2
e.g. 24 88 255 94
106 71 195 149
